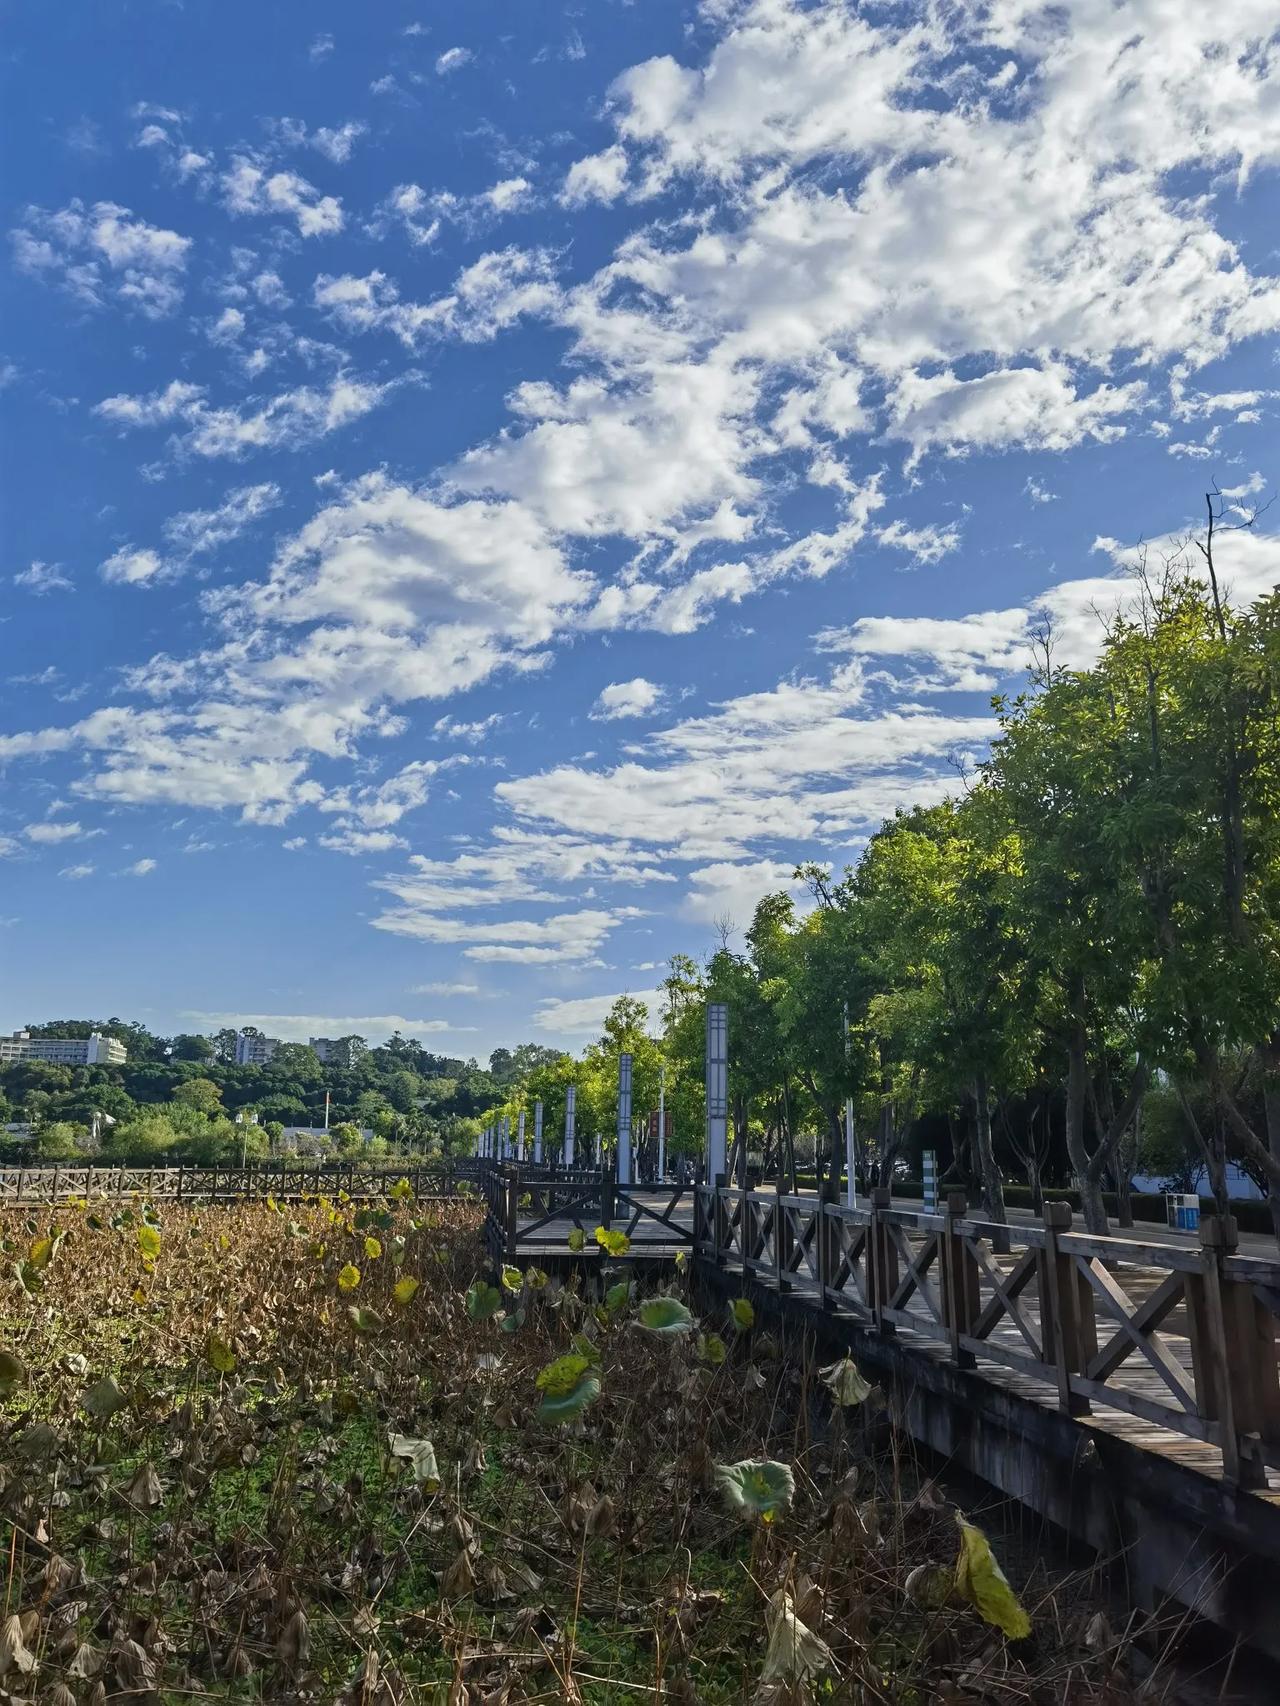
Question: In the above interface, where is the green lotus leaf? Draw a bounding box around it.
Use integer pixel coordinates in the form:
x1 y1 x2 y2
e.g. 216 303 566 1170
637 1297 695 1335
0 1350 26 1386
730 1297 755 1331
594 1226 631 1257
536 1370 600 1423
500 1265 524 1293
498 1308 526 1334
603 1279 633 1316
715 1458 795 1523
465 1282 503 1320
346 1306 383 1334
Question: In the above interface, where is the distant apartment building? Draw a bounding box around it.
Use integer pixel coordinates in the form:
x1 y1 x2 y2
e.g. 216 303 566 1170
0 1030 127 1066
309 1036 360 1069
235 1031 280 1066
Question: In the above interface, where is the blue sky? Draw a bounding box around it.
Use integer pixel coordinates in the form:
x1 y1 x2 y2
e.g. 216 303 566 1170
2 0 1279 1063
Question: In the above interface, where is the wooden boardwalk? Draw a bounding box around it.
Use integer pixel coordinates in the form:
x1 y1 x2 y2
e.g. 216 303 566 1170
481 1164 1280 1497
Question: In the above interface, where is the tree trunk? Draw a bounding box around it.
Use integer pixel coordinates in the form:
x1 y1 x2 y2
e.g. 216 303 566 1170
1258 1038 1280 1247
1065 1024 1109 1234
972 1068 1009 1248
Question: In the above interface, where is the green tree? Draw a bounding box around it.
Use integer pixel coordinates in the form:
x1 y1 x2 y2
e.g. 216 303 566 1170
171 1077 223 1116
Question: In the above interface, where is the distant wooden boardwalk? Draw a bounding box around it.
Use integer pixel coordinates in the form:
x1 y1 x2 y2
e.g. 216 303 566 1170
481 1162 1280 1496
0 1159 482 1204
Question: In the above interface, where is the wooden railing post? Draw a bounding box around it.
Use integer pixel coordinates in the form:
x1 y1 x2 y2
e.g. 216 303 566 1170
941 1191 979 1370
774 1180 792 1294
1196 1215 1271 1488
870 1187 898 1335
504 1165 520 1260
816 1186 836 1308
714 1176 729 1268
600 1165 615 1231
1041 1202 1091 1416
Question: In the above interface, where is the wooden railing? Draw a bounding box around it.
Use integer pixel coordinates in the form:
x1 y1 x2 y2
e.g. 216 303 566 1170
0 1159 484 1204
694 1183 1280 1490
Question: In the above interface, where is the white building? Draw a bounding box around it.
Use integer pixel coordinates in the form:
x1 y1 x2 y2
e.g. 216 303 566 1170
0 1030 127 1066
309 1036 360 1068
235 1032 280 1066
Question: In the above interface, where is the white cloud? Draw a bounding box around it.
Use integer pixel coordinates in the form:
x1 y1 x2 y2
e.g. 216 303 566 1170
222 157 344 237
59 863 96 880
309 33 334 62
271 117 367 164
95 375 396 458
590 678 668 720
436 47 472 75
208 305 245 344
560 145 629 207
433 713 504 745
318 828 410 856
682 859 811 929
125 857 157 875
180 1010 476 1041
876 519 961 567
14 560 71 594
23 820 95 844
886 365 1146 464
409 981 482 997
315 248 560 347
162 483 281 555
100 546 165 586
11 200 190 317
533 988 664 1035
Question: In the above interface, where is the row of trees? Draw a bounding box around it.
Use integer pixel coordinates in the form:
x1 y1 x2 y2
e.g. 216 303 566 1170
0 1028 510 1162
485 510 1280 1240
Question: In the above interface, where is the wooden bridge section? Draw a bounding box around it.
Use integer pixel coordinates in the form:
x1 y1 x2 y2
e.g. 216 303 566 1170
483 1162 1280 1493
481 1160 1280 1657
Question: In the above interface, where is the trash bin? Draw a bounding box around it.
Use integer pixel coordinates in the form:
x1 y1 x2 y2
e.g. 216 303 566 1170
1176 1194 1200 1232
